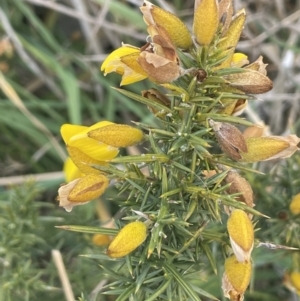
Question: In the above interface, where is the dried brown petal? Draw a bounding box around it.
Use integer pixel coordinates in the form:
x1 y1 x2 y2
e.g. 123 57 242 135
244 56 268 75
142 89 171 115
138 52 180 83
209 119 248 161
243 125 265 139
219 0 233 36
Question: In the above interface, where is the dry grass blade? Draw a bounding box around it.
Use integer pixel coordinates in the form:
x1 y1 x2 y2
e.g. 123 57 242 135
0 71 66 160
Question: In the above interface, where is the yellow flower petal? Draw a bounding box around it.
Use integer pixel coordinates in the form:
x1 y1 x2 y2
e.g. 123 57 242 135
101 45 148 85
107 221 147 258
101 45 140 72
290 272 300 294
227 209 254 262
140 1 192 49
88 124 144 147
290 193 300 215
193 0 219 45
222 255 252 301
61 124 88 144
63 157 85 182
231 53 249 67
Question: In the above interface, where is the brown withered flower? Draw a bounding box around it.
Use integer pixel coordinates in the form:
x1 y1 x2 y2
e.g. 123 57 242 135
209 119 248 161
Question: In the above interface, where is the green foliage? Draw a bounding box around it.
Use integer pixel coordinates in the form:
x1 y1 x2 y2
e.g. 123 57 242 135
0 182 110 300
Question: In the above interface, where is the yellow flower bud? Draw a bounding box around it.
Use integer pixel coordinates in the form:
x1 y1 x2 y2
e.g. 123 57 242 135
92 234 112 246
240 135 300 163
88 124 144 147
227 209 254 262
193 0 219 45
290 193 300 215
107 221 147 258
57 174 109 212
222 255 252 301
216 9 246 69
140 1 192 49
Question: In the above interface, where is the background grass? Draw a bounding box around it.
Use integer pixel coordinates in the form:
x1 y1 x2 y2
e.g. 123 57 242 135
0 0 300 300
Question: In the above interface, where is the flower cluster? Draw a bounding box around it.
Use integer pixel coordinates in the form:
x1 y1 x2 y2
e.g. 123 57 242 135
58 121 143 212
56 0 300 300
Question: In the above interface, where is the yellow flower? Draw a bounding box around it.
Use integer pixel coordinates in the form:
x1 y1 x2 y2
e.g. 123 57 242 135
227 209 254 263
101 45 148 86
61 121 119 163
92 234 112 246
63 157 84 182
193 0 219 45
140 0 192 49
107 221 147 258
284 271 300 295
290 193 300 215
57 174 109 212
222 255 252 301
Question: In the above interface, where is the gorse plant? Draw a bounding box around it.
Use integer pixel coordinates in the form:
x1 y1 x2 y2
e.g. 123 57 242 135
57 0 300 300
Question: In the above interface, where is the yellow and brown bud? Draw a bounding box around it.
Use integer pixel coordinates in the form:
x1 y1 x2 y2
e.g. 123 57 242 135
222 255 252 301
193 0 219 45
240 135 300 163
57 174 109 212
209 119 247 161
224 170 254 208
88 124 144 148
140 1 192 49
107 221 147 258
227 209 254 262
142 88 171 115
289 193 300 215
